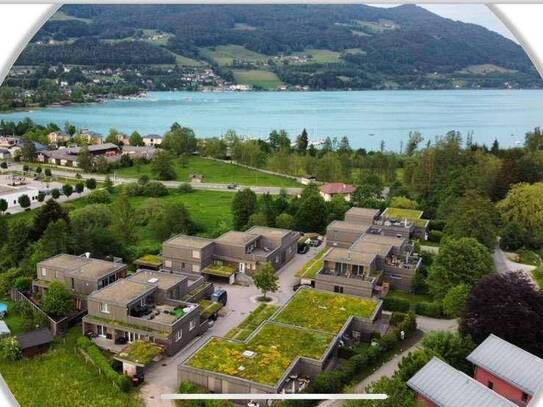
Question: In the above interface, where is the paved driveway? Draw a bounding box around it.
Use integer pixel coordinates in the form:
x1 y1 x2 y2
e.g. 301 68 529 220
140 246 323 406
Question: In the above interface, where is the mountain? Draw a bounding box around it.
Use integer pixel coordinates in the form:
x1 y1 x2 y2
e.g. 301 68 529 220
14 4 542 90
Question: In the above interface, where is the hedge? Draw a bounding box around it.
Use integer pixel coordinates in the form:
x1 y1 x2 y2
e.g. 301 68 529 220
414 301 443 318
77 336 131 392
428 230 444 243
383 297 410 312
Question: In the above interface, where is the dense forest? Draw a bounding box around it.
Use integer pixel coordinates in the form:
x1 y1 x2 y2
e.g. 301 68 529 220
13 4 542 90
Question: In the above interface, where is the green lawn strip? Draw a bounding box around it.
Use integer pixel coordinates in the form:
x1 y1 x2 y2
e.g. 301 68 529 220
198 300 223 320
225 304 278 340
187 322 333 385
232 69 283 90
0 328 141 407
115 156 298 187
200 45 268 66
516 249 543 266
386 290 432 306
295 248 329 279
273 289 378 334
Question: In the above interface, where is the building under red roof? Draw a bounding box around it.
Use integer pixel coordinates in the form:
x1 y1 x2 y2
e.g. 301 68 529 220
319 183 356 202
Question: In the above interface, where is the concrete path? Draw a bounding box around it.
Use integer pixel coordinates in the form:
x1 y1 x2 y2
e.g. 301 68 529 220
493 248 537 285
9 164 303 195
139 247 323 406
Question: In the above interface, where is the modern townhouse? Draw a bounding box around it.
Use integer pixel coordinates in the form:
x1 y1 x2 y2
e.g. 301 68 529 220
162 226 300 283
37 143 120 167
32 254 128 311
82 270 211 356
408 335 543 407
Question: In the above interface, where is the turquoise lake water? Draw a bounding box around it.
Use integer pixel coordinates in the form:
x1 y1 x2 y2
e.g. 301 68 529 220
1 90 542 150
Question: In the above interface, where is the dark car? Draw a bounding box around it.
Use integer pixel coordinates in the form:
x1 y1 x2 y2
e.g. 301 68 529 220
211 288 228 306
293 283 312 291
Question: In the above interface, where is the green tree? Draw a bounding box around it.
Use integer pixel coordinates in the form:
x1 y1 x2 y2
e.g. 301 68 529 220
296 129 309 152
231 188 257 230
77 145 93 172
111 192 137 243
405 131 423 156
51 188 60 199
445 192 498 249
129 131 144 146
442 284 470 317
85 178 97 190
276 212 294 229
421 332 475 374
326 194 350 224
151 150 176 180
75 182 84 194
34 219 72 264
427 237 494 298
162 124 197 156
44 168 52 177
295 189 328 233
87 189 112 204
150 202 196 240
62 183 73 198
20 136 36 162
0 199 7 213
105 128 120 145
42 281 74 317
253 262 279 301
389 196 418 210
18 194 31 209
32 198 69 240
104 175 114 192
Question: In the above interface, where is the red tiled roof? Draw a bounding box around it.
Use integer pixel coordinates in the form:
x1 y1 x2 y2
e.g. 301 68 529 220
319 183 355 195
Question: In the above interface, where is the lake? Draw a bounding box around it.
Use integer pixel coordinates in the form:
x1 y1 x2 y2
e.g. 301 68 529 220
1 90 542 150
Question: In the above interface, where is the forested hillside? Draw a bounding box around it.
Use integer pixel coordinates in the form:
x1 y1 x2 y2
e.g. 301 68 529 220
15 4 541 90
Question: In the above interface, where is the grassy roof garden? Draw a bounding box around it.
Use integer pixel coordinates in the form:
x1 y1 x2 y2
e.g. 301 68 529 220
134 254 162 268
226 304 278 341
383 207 428 227
187 322 333 385
203 264 236 277
117 341 162 365
198 299 223 320
295 248 329 279
273 288 378 334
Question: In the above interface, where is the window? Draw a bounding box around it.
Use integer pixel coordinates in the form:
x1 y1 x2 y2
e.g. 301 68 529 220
487 381 494 390
175 329 182 342
334 285 344 294
100 303 109 314
352 264 364 276
192 264 200 273
522 393 529 402
71 278 75 290
181 262 185 269
41 267 46 277
192 250 201 259
164 260 172 268
189 319 196 331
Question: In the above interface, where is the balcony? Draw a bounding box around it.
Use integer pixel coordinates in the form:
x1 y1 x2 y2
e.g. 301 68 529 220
128 300 198 333
384 253 421 271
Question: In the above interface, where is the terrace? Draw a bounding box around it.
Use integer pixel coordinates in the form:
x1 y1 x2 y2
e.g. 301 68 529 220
384 252 422 270
381 207 428 228
128 299 197 326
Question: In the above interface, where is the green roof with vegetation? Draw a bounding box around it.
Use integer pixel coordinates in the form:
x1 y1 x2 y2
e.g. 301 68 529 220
226 304 278 341
117 340 162 365
273 288 378 334
198 299 223 320
203 264 236 277
187 322 333 385
133 255 162 268
383 207 428 227
295 248 329 279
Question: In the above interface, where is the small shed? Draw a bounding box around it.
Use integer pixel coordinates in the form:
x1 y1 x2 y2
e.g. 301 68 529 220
189 174 204 183
0 321 11 338
17 328 53 357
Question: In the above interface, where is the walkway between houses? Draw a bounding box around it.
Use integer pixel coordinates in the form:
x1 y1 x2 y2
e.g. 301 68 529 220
319 316 458 407
139 247 323 407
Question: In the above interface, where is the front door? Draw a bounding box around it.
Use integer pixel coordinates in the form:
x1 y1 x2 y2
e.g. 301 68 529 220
97 325 107 338
239 262 246 273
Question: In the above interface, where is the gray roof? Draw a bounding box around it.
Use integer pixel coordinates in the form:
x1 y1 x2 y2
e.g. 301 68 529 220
466 334 543 395
17 328 53 350
407 357 516 407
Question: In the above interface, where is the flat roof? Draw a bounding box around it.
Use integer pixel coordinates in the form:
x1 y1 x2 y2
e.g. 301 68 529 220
128 270 185 291
216 231 258 246
89 279 155 305
246 226 293 240
359 233 407 247
345 207 381 219
39 254 125 281
466 334 543 395
326 220 370 233
324 247 377 266
407 357 516 407
350 240 392 257
164 234 214 249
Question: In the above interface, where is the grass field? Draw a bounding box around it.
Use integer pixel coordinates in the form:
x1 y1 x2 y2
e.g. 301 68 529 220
295 49 342 64
200 45 268 66
115 156 299 187
232 69 283 90
0 328 141 407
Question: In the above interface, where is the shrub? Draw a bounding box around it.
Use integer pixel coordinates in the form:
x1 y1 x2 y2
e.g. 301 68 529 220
428 230 443 243
430 219 446 231
415 301 443 318
44 168 52 177
87 189 112 204
178 182 194 193
42 281 74 317
37 192 46 202
85 178 97 190
442 284 470 317
383 297 410 312
143 182 169 197
0 337 21 361
51 188 60 199
311 370 346 393
179 381 207 394
14 276 32 292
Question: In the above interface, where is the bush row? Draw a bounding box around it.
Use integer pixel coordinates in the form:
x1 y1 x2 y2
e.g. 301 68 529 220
414 301 443 318
76 336 131 392
382 297 411 312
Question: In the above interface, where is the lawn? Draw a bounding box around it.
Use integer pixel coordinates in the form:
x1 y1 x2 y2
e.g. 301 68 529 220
386 290 432 305
115 156 298 187
225 304 278 341
295 248 329 279
295 49 342 64
200 45 268 66
1 299 28 335
187 322 333 385
273 288 378 334
0 328 141 407
232 69 283 90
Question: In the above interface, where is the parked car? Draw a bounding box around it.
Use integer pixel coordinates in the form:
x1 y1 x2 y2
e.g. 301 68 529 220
226 184 238 190
211 288 228 306
293 282 312 291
